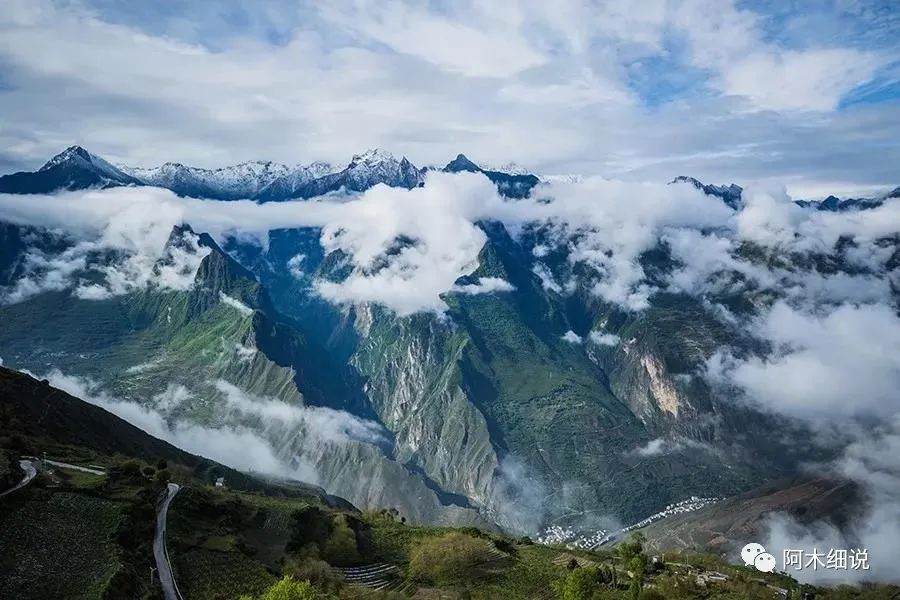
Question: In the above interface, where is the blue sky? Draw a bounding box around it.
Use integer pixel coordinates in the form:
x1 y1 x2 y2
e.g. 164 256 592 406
0 0 898 197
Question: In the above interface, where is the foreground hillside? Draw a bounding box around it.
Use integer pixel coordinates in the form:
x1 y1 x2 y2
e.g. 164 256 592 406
2 368 897 600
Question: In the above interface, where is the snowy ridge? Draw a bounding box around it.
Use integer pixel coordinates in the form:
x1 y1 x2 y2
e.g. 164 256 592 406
41 146 137 183
540 174 586 184
343 148 423 188
484 161 531 175
124 161 287 199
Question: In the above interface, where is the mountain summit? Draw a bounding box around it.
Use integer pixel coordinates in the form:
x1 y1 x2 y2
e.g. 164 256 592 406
671 175 743 209
0 145 141 194
443 153 482 173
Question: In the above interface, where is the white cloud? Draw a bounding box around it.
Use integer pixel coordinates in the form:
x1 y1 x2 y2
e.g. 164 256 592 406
32 369 389 485
0 0 895 193
234 343 257 362
632 438 669 457
721 49 880 112
218 292 254 316
287 253 306 279
451 277 515 295
214 380 386 446
561 330 583 344
707 302 900 420
588 331 620 346
532 263 562 293
318 1 547 78
34 369 320 481
2 173 897 316
764 416 900 583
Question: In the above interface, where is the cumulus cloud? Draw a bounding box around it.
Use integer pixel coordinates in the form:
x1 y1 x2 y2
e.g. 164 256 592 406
628 436 712 458
489 455 548 534
561 330 583 344
287 253 306 279
588 331 620 346
2 172 898 316
0 195 210 305
707 302 900 420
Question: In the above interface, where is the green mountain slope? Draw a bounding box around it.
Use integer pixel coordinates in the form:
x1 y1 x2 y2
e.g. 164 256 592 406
0 224 487 527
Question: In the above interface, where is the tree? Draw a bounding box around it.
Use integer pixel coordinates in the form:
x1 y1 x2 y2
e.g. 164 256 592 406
628 556 647 600
320 514 360 566
555 567 601 600
242 576 333 600
156 459 168 470
119 459 141 477
283 558 342 594
155 469 171 482
141 466 156 478
618 533 645 562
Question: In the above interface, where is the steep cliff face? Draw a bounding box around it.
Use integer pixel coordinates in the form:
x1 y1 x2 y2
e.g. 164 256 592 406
350 306 500 510
224 219 806 529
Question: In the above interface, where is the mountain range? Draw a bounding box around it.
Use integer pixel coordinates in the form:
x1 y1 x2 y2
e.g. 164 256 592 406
0 145 897 540
5 145 894 209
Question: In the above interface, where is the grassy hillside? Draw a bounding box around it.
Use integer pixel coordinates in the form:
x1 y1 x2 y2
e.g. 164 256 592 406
2 368 897 600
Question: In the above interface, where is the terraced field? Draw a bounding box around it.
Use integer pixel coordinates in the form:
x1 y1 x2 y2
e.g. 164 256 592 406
334 562 408 593
0 491 125 599
175 548 276 600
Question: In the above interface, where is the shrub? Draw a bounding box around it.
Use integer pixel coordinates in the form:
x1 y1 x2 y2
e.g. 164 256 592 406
617 533 644 561
284 558 343 593
240 575 334 600
119 460 141 477
321 515 360 566
141 466 156 478
156 459 168 470
407 532 492 585
155 469 171 482
555 567 601 600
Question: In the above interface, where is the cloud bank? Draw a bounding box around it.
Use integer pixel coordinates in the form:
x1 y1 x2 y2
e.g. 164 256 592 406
1 0 898 195
35 369 387 486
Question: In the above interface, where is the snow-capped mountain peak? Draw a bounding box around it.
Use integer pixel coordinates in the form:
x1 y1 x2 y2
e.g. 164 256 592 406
40 145 93 170
41 145 135 182
38 146 139 184
348 148 398 168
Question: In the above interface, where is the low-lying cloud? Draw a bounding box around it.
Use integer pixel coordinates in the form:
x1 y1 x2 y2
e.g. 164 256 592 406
763 416 900 584
34 369 387 486
2 172 896 317
707 302 900 420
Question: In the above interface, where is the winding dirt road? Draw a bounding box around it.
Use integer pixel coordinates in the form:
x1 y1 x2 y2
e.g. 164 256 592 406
153 482 183 600
0 460 37 499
